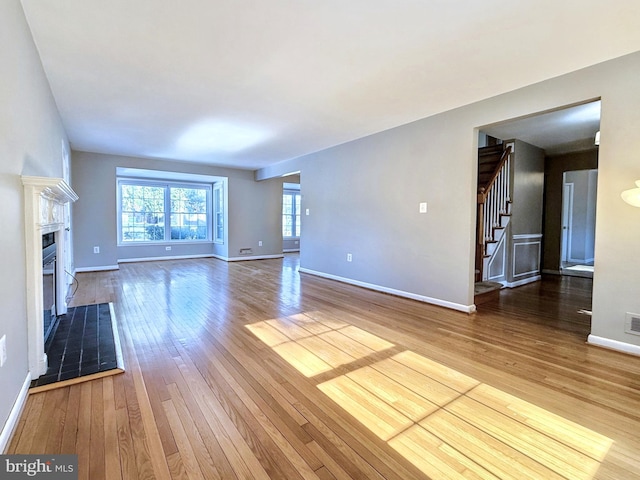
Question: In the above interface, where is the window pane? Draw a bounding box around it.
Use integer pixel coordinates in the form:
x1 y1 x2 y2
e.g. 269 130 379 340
282 190 300 239
282 215 293 237
120 185 166 242
169 187 208 240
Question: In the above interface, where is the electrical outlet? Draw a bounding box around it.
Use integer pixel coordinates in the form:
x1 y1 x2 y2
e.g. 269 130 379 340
0 335 6 367
347 253 353 262
93 246 100 254
165 246 171 251
419 202 428 213
258 241 263 246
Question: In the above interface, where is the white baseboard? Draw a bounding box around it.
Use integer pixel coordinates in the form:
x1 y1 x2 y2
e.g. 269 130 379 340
1 372 31 453
226 254 285 262
75 265 119 272
118 254 215 264
505 275 541 288
587 335 640 357
299 267 475 313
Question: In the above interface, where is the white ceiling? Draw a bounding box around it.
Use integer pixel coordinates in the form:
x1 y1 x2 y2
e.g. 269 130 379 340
481 100 601 155
21 0 640 170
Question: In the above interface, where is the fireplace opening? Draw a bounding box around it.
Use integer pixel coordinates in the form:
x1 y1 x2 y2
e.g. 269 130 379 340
42 232 58 342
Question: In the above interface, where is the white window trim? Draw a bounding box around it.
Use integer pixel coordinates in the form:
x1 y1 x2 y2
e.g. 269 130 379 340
117 177 213 246
283 188 301 239
213 182 224 244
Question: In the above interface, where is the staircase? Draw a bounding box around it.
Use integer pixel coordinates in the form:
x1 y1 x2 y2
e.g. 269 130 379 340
475 144 512 287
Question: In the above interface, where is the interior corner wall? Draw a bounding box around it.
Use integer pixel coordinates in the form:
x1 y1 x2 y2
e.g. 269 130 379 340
0 0 69 443
228 173 283 258
506 140 545 284
257 51 640 348
71 151 283 269
543 149 599 272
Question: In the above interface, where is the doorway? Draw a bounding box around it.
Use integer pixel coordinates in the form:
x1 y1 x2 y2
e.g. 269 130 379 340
561 169 597 277
475 100 600 323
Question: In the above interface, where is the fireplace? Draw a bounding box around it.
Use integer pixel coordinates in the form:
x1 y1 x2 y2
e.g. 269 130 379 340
23 176 78 379
42 232 57 342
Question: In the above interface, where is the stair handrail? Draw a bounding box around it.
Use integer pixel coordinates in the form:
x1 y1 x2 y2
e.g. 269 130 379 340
476 145 512 281
477 145 512 202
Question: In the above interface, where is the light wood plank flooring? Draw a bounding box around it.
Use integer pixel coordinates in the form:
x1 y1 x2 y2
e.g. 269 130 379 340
8 255 640 479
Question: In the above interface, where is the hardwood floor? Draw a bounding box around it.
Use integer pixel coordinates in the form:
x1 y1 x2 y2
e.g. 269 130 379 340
8 255 640 479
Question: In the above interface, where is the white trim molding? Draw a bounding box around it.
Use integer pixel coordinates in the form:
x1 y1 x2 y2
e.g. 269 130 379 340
118 254 215 264
22 176 78 379
505 275 542 288
226 254 285 262
587 335 640 357
487 234 506 281
75 265 120 272
512 233 543 240
512 236 542 279
0 372 31 453
299 268 476 314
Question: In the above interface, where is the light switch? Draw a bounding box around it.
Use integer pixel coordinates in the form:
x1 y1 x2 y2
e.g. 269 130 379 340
306 208 310 215
419 202 428 213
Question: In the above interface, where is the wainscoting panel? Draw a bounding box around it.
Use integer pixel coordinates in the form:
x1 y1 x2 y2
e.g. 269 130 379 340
512 234 542 279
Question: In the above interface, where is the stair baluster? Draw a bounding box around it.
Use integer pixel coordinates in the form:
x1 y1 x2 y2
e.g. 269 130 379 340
476 146 512 281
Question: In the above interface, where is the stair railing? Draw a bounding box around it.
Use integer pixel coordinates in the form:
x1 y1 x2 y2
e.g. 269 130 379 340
476 146 512 277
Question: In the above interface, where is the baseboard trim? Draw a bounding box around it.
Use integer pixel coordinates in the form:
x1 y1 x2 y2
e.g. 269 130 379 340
299 268 475 313
587 335 640 357
226 254 285 262
118 254 215 264
0 372 31 453
75 265 120 272
505 275 541 288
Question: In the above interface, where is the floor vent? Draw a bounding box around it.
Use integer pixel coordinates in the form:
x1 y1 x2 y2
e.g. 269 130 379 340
625 313 640 335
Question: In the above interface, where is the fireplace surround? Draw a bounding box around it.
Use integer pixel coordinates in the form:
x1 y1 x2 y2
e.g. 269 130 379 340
22 176 78 379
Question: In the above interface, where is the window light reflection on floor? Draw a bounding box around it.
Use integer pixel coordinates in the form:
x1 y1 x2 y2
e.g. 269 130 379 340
245 313 395 377
246 314 613 479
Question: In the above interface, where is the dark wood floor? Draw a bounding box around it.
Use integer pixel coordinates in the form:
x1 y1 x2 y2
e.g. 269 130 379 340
8 255 640 479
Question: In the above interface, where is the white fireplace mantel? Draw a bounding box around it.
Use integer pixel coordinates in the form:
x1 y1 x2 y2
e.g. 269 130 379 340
22 175 78 378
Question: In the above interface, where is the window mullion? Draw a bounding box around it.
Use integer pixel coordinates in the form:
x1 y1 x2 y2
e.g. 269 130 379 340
165 185 171 242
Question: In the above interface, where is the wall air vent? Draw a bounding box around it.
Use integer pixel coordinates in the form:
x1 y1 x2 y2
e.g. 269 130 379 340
239 248 253 255
625 313 640 335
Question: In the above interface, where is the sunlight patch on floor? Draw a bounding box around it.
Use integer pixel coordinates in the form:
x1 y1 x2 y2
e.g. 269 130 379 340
321 353 613 480
245 313 394 377
247 313 613 478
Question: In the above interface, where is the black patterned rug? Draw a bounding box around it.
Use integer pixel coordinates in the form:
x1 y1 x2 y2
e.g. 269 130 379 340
30 303 124 390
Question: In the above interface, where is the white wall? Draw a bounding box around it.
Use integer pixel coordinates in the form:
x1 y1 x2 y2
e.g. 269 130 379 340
0 0 68 442
257 51 640 348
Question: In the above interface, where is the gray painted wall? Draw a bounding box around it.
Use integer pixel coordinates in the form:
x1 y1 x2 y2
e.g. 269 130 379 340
71 151 283 269
0 0 69 441
507 140 545 283
257 51 640 347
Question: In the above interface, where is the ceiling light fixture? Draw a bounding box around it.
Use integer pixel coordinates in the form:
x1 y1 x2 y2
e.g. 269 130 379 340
621 180 640 207
595 130 600 145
